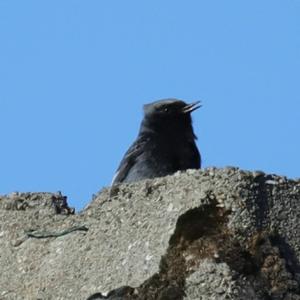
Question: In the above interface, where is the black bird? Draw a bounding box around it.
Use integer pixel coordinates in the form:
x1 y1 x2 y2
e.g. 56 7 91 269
112 98 201 185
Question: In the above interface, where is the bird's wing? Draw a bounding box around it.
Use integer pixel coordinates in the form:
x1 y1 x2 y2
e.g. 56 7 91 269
111 136 148 185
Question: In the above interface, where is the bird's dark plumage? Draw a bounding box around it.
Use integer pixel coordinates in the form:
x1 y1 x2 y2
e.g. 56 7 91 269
112 98 201 185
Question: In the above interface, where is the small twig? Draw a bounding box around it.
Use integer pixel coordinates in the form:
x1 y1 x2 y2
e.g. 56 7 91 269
25 225 88 239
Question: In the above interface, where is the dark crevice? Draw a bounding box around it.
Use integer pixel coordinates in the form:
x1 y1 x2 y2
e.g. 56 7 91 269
169 204 229 246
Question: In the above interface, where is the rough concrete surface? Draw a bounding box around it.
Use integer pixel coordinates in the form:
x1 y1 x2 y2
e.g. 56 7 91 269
0 167 300 300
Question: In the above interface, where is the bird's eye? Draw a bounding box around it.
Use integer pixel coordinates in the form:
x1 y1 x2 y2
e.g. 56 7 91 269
164 107 169 112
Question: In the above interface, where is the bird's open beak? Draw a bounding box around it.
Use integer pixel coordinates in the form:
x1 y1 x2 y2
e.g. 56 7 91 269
182 101 202 113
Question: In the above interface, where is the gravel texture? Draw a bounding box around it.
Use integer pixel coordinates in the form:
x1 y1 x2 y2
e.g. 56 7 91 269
0 168 299 299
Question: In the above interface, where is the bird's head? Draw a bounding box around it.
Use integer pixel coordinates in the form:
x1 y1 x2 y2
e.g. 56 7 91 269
143 98 201 117
141 98 201 135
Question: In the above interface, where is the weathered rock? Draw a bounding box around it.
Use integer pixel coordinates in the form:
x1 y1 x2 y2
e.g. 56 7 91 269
0 168 300 299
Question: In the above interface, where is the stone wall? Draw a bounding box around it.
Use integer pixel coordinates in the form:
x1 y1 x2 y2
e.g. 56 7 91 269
1 168 299 299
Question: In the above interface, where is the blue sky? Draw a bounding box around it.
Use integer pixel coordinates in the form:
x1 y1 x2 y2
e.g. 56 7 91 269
1 1 299 211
